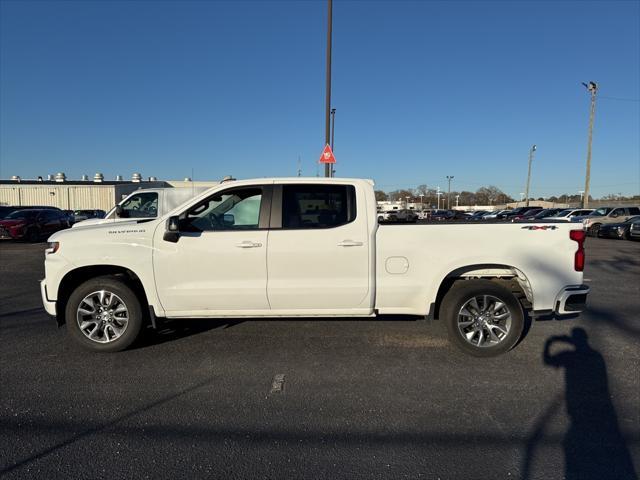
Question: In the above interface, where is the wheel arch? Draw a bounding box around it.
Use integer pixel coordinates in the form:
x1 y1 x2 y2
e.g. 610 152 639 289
431 264 532 320
57 265 150 326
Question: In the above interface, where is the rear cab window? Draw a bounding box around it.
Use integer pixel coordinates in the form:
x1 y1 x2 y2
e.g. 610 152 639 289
280 184 356 229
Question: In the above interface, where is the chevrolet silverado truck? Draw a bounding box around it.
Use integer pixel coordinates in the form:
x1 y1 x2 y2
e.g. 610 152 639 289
41 178 589 356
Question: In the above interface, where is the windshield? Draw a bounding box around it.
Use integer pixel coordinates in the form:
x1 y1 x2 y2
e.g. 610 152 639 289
5 210 37 220
590 207 612 217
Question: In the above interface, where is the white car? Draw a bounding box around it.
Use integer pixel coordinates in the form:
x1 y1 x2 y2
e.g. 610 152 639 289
72 187 210 228
543 208 593 222
41 178 589 357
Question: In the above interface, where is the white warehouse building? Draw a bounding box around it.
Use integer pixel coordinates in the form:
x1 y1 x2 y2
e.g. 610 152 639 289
0 173 218 211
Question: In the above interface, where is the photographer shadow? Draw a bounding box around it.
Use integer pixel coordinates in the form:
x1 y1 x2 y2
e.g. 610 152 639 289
543 328 636 480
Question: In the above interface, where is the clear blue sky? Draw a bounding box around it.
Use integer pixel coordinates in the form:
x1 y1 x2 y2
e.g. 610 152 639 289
1 0 639 198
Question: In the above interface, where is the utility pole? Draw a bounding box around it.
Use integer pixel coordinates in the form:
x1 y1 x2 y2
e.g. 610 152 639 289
446 175 454 209
330 108 336 177
297 155 302 177
524 144 537 207
582 81 598 208
436 186 442 210
456 194 460 208
324 0 333 178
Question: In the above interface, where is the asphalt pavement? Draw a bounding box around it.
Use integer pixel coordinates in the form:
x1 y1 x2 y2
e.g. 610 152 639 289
0 238 638 479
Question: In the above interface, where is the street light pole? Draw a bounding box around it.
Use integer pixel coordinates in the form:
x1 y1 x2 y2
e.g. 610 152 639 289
456 195 460 208
446 176 454 209
524 145 537 207
582 81 598 208
324 0 333 178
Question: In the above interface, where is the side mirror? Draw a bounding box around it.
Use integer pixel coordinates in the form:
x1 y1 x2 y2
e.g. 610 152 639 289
163 215 181 243
223 214 235 226
115 205 124 218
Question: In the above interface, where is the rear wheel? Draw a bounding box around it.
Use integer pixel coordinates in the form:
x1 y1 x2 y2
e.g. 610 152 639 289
588 223 601 237
66 276 143 352
441 280 524 357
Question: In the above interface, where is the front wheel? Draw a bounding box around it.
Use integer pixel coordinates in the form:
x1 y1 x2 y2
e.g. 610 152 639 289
440 280 524 357
66 276 144 352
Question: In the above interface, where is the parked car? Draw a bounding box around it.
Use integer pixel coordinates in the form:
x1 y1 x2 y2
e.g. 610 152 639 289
597 216 640 240
72 209 106 223
581 207 640 236
504 206 544 221
62 210 76 225
0 206 17 219
629 219 640 241
482 210 511 220
428 210 468 221
467 211 490 221
0 208 69 241
42 177 589 357
544 208 594 222
522 208 564 221
378 209 418 223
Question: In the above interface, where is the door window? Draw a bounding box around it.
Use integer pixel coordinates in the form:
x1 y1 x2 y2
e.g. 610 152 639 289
281 184 356 229
183 187 263 231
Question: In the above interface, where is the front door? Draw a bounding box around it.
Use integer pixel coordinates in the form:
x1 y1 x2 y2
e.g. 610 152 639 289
266 183 372 312
153 185 272 315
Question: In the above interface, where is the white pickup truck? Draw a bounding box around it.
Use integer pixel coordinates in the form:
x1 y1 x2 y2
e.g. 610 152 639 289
41 178 589 356
72 186 210 228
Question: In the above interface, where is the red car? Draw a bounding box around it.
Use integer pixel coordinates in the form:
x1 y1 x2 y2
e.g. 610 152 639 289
0 209 70 242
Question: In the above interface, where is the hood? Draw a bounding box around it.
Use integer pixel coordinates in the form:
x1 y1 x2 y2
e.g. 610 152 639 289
72 217 151 228
0 219 29 227
50 218 149 241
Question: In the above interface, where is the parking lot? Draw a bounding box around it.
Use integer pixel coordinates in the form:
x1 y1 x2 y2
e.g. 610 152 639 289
0 238 638 479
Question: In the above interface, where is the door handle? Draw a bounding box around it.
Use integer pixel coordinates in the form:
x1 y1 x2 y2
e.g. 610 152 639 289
337 240 364 247
236 241 262 248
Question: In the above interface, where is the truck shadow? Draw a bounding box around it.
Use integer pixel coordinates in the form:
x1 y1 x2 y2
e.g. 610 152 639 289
522 328 636 480
133 318 244 349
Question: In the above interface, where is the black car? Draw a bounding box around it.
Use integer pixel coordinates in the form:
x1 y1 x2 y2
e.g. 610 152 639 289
429 210 469 221
468 210 490 221
0 206 17 219
597 216 640 240
505 206 544 221
521 208 564 221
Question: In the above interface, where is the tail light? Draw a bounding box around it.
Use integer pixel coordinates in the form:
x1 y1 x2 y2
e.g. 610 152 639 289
570 230 586 271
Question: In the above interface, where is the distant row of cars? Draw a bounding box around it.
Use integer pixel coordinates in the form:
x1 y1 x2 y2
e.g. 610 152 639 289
0 206 105 241
376 205 640 241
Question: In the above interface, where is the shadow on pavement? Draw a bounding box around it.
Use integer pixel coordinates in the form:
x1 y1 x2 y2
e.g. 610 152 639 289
133 318 244 349
522 327 636 480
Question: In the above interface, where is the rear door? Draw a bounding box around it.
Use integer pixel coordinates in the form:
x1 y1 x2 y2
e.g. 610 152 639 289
266 183 372 312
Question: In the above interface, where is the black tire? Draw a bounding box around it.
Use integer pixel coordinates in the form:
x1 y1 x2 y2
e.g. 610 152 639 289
588 223 601 237
25 228 40 242
441 279 525 357
66 276 144 352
